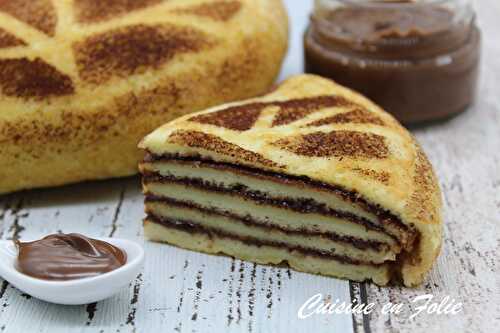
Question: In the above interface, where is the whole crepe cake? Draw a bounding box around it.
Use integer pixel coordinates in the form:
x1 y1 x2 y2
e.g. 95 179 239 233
0 0 288 194
139 74 443 286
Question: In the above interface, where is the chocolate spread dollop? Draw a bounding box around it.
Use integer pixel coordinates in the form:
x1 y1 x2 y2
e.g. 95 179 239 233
16 233 127 281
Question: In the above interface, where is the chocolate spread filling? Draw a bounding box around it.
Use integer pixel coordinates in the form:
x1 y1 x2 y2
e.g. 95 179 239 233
145 194 392 252
146 213 385 268
143 171 390 236
143 152 413 240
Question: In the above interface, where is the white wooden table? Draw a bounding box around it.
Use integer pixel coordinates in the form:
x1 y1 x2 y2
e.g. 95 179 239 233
0 1 498 332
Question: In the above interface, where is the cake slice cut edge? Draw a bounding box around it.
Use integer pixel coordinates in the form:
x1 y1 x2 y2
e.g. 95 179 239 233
138 74 443 287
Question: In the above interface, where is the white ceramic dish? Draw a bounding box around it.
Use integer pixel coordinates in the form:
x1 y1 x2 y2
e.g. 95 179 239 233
0 238 144 305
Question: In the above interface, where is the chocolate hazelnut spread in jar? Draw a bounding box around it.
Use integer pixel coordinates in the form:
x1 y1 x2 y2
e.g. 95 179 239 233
304 0 481 124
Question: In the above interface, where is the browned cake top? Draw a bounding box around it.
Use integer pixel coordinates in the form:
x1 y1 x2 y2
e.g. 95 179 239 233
168 130 281 168
0 58 74 98
275 131 389 159
0 0 57 36
74 0 164 23
171 1 242 21
0 28 26 48
73 24 215 84
0 0 248 101
306 108 386 127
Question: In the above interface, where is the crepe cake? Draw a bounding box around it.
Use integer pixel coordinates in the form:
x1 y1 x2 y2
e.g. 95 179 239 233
139 74 443 286
0 0 287 194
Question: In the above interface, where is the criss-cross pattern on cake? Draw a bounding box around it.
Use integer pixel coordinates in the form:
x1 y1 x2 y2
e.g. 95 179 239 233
0 0 242 99
165 92 405 185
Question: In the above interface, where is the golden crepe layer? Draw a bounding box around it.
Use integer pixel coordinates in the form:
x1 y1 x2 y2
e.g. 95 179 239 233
0 0 288 193
139 74 443 286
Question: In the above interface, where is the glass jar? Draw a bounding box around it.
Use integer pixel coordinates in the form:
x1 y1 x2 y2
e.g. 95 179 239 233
304 0 481 125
